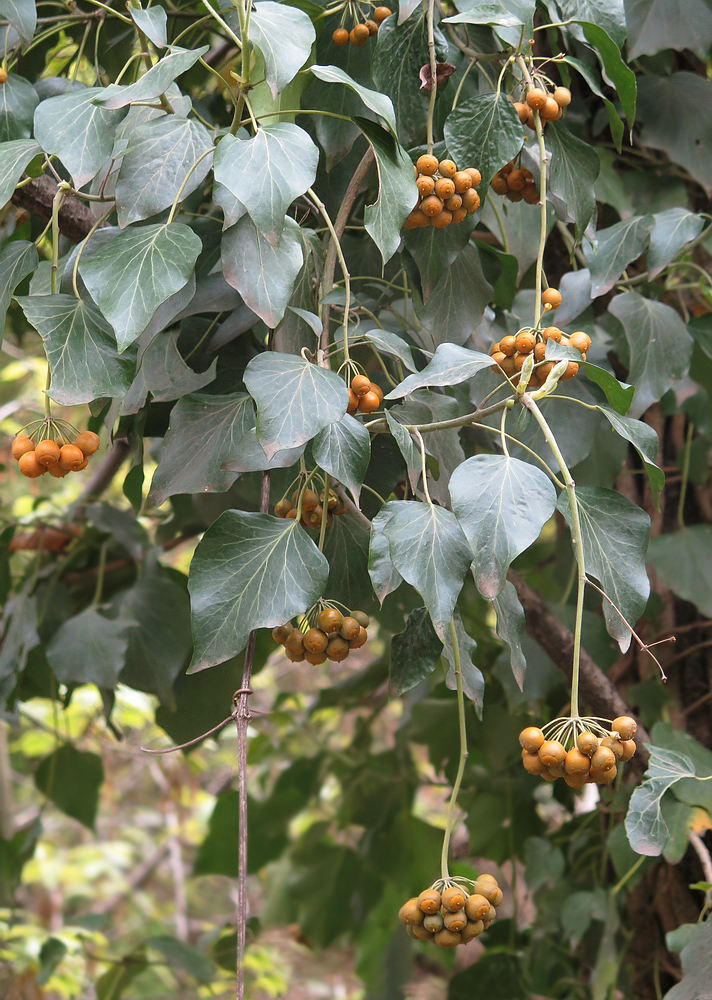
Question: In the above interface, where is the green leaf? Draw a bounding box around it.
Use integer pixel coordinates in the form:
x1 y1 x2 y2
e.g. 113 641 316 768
321 511 374 611
385 410 420 493
96 953 147 1000
625 0 712 60
0 590 39 697
625 745 696 856
17 294 134 405
0 74 37 141
386 342 493 399
637 73 712 196
221 214 304 327
390 606 443 695
558 0 626 46
368 504 405 604
609 291 694 418
244 352 348 459
312 414 370 503
120 329 215 415
0 0 36 45
448 952 529 1000
309 64 397 134
146 936 213 982
404 220 472 300
79 222 202 351
188 511 329 670
450 455 557 599
118 576 192 704
86 501 148 559
0 819 39 907
33 87 128 187
581 363 634 415
357 116 417 265
34 744 104 830
36 938 68 986
575 20 636 125
222 428 304 475
585 215 654 297
597 405 664 500
647 207 704 279
129 5 167 47
360 328 416 372
0 137 40 206
648 526 712 618
444 92 524 194
250 1 316 98
147 392 255 507
395 391 465 506
371 10 447 147
420 243 494 346
290 842 363 947
444 610 484 715
444 1 532 26
0 240 37 345
558 486 650 652
382 501 471 638
214 125 319 247
663 917 712 1000
561 55 624 150
115 116 214 227
491 580 526 689
546 122 600 238
93 46 209 108
45 606 133 689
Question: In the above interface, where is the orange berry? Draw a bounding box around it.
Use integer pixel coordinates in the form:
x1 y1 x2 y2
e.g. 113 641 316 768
542 326 562 342
560 361 579 381
542 288 562 309
519 726 545 753
541 96 560 121
304 627 329 653
538 739 566 768
272 624 293 644
431 208 452 229
452 170 472 194
463 188 480 213
568 332 591 354
332 27 349 44
348 626 368 649
507 169 526 191
465 167 481 187
34 439 60 467
47 462 69 478
513 101 529 123
490 174 508 195
373 5 391 22
522 749 546 774
305 649 328 665
522 183 539 204
416 174 435 197
326 635 350 661
445 194 462 211
612 716 637 741
438 159 457 177
59 443 85 471
416 154 438 176
554 86 571 107
365 19 378 35
11 436 33 460
421 194 443 217
515 332 535 353
499 335 517 357
526 87 547 110
434 177 455 200
352 373 371 396
347 388 359 414
0 68 7 85
349 23 369 44
74 431 100 456
18 451 45 478
452 207 467 224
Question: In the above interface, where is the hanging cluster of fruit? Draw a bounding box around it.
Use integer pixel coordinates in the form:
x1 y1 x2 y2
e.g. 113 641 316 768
11 427 100 480
331 4 391 46
347 373 382 414
398 875 503 948
491 161 539 204
513 83 571 130
274 485 348 528
272 606 369 664
519 716 638 787
403 155 481 230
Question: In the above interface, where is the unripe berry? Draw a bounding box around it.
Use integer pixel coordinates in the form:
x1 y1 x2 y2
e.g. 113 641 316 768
433 928 461 948
438 159 457 178
398 898 424 925
272 624 293 644
418 888 441 914
464 893 489 921
304 628 328 653
443 910 467 932
542 288 562 309
461 919 484 942
526 87 547 110
416 154 438 176
441 885 466 911
620 739 636 762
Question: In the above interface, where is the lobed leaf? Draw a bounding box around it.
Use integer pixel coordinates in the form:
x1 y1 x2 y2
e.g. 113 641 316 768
647 207 704 279
625 745 697 856
648 526 712 618
93 46 209 108
444 93 523 194
0 137 40 207
312 414 370 503
0 240 38 346
390 606 443 695
386 343 493 399
250 1 316 99
585 215 654 298
357 116 417 265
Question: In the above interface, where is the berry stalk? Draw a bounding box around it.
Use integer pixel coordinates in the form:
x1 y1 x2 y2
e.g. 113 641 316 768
440 618 468 881
425 0 437 155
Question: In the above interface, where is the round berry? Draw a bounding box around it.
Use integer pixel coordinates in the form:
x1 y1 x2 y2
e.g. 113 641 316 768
513 101 529 123
431 208 453 229
452 170 472 194
538 739 566 768
620 739 636 763
304 628 329 653
421 194 443 217
554 86 571 107
317 608 343 633
515 332 536 354
438 159 457 178
285 630 305 652
541 96 560 121
365 19 378 34
461 919 484 942
591 764 616 784
522 749 546 775
18 451 45 478
352 611 370 628
398 898 424 925
34 439 60 466
349 23 369 44
526 87 547 110
441 885 466 911
463 188 480 213
0 68 7 85
358 390 381 412
507 169 526 191
326 635 350 661
59 445 87 472
465 893 489 921
564 748 590 774
560 361 579 381
434 177 455 201
348 626 368 649
519 726 545 753
499 335 517 356
11 435 33 460
465 167 481 187
417 888 441 914
416 154 438 176
491 174 508 195
74 431 100 456
339 616 361 641
285 647 305 662
347 388 359 414
612 716 637 741
542 288 562 309
490 351 507 372
47 462 69 478
305 649 328 665
445 194 462 212
577 731 598 757
416 174 435 197
433 928 460 948
275 498 292 518
601 736 625 761
373 6 392 22
332 27 349 44
443 910 467 932
591 746 616 772
272 624 293 644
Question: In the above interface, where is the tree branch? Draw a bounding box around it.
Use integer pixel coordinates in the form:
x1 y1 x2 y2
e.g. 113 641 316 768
12 174 102 243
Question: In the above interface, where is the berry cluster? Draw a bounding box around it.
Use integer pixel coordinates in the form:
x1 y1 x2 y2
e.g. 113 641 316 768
272 606 369 664
519 716 637 787
11 430 100 480
347 373 382 415
331 5 391 46
398 876 503 949
513 84 571 131
403 155 481 230
274 486 348 528
491 161 539 204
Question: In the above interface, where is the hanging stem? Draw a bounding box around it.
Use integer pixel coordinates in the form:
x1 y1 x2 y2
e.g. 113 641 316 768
309 187 351 365
91 542 108 606
165 147 215 225
426 0 438 154
516 55 548 327
413 428 432 505
521 395 585 718
677 420 693 531
440 618 468 881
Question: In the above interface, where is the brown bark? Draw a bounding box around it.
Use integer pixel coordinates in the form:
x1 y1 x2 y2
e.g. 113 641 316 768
12 174 99 243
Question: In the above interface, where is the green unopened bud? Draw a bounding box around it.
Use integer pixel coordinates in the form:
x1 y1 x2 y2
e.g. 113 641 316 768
516 353 534 393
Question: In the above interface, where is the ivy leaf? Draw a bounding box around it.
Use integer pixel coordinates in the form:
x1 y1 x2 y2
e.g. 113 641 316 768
221 214 303 327
386 343 492 399
360 328 416 372
129 5 167 47
585 215 654 297
561 55 623 150
647 208 704 279
609 292 693 418
664 917 712 1000
310 64 397 134
115 116 214 227
390 606 443 695
0 137 40 207
45 606 133 689
93 46 209 108
557 0 626 46
420 244 494 347
581 364 634 415
0 0 36 46
214 125 319 247
17 294 134 405
444 93 524 193
221 429 304 475
188 511 329 670
120 329 216 415
491 580 527 690
146 937 213 984
312 414 370 503
404 220 472 300
625 746 697 856
444 2 530 26
79 222 202 351
385 410 420 493
34 745 104 830
395 391 465 507
0 75 37 141
368 503 406 605
371 10 447 147
574 20 636 125
444 610 484 716
546 122 600 238
250 1 316 98
450 455 557 600
0 240 38 345
356 116 417 265
322 512 374 612
625 0 712 59
597 405 665 501
558 486 650 652
648 526 712 618
244 352 348 460
33 87 128 188
382 501 471 638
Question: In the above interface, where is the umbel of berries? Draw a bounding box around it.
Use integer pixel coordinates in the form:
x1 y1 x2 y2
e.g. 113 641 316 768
519 716 638 787
272 605 369 665
398 875 503 948
11 429 100 480
274 484 348 528
404 155 482 230
331 4 391 47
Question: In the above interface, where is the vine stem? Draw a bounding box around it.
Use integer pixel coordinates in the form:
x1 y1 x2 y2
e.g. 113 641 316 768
440 618 468 881
426 0 437 154
521 394 585 718
308 187 350 365
165 147 215 225
516 55 548 327
413 428 432 505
